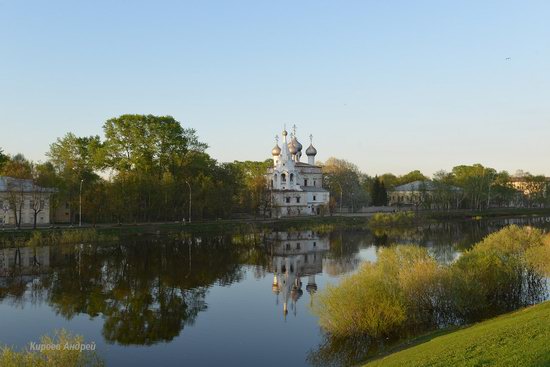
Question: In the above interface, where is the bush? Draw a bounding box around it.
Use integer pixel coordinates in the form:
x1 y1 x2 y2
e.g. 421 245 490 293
314 246 442 337
313 225 549 338
369 212 415 228
0 329 103 367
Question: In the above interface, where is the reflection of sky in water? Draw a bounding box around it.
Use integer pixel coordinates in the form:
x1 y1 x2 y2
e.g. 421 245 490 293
0 217 549 366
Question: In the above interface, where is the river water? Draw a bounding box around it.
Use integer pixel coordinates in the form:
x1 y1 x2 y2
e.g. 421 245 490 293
0 216 549 366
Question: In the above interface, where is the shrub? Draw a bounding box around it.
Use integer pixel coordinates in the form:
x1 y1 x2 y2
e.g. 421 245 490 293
314 225 549 338
313 246 443 337
369 212 415 228
0 329 103 367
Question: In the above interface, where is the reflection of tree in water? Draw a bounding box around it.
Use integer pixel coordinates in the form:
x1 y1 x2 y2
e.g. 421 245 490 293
307 334 373 367
40 235 258 345
322 231 370 276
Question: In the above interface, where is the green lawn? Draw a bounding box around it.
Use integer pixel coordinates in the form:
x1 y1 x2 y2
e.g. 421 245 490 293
365 301 550 367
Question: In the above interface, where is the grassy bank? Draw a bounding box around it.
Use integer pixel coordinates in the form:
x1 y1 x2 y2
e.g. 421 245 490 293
0 215 370 247
422 207 550 221
365 301 550 367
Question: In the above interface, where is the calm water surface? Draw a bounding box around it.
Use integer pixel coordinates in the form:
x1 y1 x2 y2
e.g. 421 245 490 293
1 217 549 366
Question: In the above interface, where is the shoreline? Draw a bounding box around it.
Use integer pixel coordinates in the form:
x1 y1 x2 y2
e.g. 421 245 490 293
1 207 549 240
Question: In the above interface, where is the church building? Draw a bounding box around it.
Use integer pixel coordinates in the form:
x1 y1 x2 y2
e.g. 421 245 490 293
267 126 330 217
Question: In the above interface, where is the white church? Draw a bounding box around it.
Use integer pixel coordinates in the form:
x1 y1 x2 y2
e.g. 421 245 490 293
267 126 330 217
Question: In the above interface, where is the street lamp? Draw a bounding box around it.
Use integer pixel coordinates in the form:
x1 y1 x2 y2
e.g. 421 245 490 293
184 180 192 224
79 179 84 227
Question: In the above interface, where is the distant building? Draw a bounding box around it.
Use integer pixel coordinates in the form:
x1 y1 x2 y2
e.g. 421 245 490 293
508 176 550 207
0 176 56 226
388 180 462 209
266 127 330 217
508 176 550 196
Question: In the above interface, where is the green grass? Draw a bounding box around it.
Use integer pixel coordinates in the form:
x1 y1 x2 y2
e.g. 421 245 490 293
365 301 550 367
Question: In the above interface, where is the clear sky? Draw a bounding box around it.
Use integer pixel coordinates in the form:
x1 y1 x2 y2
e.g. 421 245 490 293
1 0 549 176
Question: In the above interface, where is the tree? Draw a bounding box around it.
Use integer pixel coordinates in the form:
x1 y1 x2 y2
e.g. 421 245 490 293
47 133 103 224
451 164 496 210
0 148 8 172
397 170 428 186
369 176 388 206
322 158 369 211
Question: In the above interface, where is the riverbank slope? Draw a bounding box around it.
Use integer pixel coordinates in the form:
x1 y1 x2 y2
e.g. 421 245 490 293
365 301 550 367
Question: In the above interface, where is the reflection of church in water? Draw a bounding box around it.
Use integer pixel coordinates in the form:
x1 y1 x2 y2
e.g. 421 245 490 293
267 230 329 318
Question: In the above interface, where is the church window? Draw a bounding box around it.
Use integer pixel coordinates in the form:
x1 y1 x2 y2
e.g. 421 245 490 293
313 195 316 201
290 173 294 182
304 179 308 186
286 197 290 203
281 173 287 182
313 180 316 187
296 197 300 203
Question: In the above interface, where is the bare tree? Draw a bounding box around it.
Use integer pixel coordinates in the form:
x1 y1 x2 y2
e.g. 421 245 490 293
6 179 25 229
29 184 48 229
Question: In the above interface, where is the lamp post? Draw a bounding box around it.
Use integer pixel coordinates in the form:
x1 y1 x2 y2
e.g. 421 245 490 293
79 179 84 227
184 180 191 224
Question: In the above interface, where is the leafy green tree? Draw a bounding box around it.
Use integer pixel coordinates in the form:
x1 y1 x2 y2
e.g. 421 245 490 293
0 148 8 172
397 170 428 185
322 157 369 212
47 133 103 224
452 164 496 210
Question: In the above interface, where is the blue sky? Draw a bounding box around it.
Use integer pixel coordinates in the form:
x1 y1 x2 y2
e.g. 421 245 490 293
1 0 549 176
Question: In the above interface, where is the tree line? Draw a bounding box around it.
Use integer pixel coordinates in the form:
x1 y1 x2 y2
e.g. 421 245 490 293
1 114 548 225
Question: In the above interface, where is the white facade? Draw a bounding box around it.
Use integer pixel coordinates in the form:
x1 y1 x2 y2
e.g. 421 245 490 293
0 176 55 226
266 128 329 217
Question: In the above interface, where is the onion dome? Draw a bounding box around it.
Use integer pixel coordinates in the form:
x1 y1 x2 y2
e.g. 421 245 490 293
306 144 317 156
282 129 288 137
288 141 298 154
272 144 281 156
292 136 303 153
291 287 303 302
306 283 318 294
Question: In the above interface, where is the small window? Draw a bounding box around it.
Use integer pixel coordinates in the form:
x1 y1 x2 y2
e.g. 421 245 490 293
313 180 317 187
296 243 301 250
296 197 300 203
304 179 308 186
313 241 316 247
286 243 291 250
313 195 316 201
286 197 290 203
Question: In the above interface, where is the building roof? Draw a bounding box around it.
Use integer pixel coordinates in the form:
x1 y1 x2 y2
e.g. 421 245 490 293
0 176 56 193
391 180 461 192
